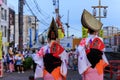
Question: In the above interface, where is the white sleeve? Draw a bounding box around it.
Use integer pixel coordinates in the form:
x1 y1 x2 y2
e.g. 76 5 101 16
77 46 91 74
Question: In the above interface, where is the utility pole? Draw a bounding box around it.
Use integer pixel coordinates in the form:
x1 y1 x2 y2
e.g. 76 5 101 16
65 10 70 38
91 0 108 38
34 16 39 45
34 16 36 45
32 16 39 45
18 0 24 52
92 0 108 22
53 0 65 39
53 0 59 19
53 0 62 28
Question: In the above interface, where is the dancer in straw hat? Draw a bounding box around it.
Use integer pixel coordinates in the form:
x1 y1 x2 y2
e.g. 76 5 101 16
33 18 68 80
77 9 109 80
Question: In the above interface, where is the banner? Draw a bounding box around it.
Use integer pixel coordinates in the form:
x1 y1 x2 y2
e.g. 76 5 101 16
99 29 104 38
58 28 64 39
0 32 2 59
29 28 32 48
56 17 65 39
82 27 88 38
0 32 3 77
0 60 3 77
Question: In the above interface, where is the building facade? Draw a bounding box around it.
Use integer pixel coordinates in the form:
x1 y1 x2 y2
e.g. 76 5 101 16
15 15 39 49
8 8 15 48
103 26 120 52
0 0 9 54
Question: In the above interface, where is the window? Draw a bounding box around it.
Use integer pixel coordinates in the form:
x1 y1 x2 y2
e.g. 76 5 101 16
1 8 4 20
0 26 6 37
28 16 31 24
5 9 7 21
1 26 3 37
5 26 6 37
1 8 7 20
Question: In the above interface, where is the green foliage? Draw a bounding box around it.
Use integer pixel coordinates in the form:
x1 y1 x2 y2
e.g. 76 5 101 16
23 57 33 70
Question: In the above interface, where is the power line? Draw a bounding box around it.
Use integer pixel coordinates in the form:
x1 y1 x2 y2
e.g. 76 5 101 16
39 27 49 36
24 0 34 17
69 27 82 34
25 0 49 26
28 0 50 26
33 0 50 20
70 27 80 31
28 0 49 25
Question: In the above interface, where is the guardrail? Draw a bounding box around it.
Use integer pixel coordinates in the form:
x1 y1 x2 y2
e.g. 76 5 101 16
104 60 120 80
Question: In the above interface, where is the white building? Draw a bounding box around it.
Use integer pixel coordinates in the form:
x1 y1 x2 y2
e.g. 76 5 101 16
103 26 120 52
103 26 119 37
0 0 9 54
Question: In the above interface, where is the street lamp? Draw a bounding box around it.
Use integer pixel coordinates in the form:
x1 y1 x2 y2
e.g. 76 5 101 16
93 8 96 16
91 0 108 38
91 0 108 21
103 7 107 17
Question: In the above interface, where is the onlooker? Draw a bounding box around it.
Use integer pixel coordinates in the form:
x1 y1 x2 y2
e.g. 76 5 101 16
9 54 15 72
15 51 25 73
73 54 78 71
6 53 10 72
2 51 7 72
68 52 74 69
31 49 37 73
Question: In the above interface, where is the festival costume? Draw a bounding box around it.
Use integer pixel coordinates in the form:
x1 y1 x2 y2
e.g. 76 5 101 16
77 9 109 80
34 18 68 80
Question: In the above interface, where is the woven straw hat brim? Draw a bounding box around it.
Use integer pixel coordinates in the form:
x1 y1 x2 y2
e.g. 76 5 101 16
81 9 103 31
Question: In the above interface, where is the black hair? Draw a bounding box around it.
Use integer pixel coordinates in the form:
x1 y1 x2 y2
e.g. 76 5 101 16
88 28 95 34
48 30 58 40
32 49 36 53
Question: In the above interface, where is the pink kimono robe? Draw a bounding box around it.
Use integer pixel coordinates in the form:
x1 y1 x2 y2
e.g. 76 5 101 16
77 35 109 80
34 41 68 80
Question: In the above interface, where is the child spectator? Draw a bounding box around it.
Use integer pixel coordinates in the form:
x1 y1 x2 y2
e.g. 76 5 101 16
15 51 24 73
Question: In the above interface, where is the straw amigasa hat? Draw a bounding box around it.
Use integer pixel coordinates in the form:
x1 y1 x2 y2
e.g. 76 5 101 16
81 9 103 31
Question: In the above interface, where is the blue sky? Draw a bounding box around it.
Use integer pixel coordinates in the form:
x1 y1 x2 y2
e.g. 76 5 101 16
7 0 120 38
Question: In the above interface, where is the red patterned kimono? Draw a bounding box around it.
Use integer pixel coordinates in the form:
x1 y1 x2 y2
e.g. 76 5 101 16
77 35 109 80
36 41 68 80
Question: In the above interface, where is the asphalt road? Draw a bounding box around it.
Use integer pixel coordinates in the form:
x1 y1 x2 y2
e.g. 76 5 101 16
0 69 117 80
0 69 82 80
0 52 119 80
